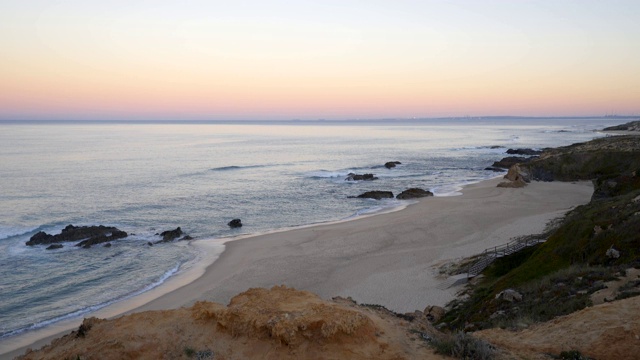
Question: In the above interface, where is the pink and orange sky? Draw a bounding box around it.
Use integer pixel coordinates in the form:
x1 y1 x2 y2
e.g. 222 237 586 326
1 0 639 120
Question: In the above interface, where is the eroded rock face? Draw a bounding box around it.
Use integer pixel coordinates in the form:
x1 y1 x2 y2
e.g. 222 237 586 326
16 286 438 360
396 188 434 200
350 191 394 200
26 225 128 247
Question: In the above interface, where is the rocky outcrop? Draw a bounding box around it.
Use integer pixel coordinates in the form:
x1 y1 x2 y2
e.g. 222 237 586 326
228 219 243 228
384 161 402 169
345 173 378 181
350 191 394 200
602 120 640 132
17 286 439 360
396 188 433 200
519 135 640 184
491 156 534 169
506 148 543 156
26 225 128 247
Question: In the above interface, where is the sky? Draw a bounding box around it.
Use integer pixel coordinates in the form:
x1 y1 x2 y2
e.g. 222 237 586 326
1 0 639 120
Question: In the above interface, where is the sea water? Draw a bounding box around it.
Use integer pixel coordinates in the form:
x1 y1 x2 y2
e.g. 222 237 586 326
0 118 623 339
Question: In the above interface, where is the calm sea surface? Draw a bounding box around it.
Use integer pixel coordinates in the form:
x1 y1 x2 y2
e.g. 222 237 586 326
0 118 623 339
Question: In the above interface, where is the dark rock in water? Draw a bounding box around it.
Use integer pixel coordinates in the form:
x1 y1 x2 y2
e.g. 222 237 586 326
485 167 506 172
147 242 153 246
26 225 128 247
228 219 243 228
396 188 433 200
491 156 534 169
181 235 194 240
103 243 112 248
46 244 63 250
345 173 378 181
75 230 128 248
384 161 402 169
155 227 184 243
349 191 394 200
506 148 543 156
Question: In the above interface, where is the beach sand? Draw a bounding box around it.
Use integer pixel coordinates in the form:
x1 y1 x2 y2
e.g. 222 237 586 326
1 178 594 359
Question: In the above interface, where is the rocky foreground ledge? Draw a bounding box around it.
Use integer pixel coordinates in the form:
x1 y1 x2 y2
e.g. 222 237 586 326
16 286 441 360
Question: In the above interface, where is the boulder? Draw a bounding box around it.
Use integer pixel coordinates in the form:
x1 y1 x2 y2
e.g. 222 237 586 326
350 191 394 200
345 173 378 181
497 164 529 188
423 305 445 323
181 235 194 241
606 246 620 259
46 244 63 250
506 148 543 156
495 289 523 302
396 188 433 200
228 219 243 228
384 161 402 169
157 227 183 243
103 243 112 248
26 225 128 247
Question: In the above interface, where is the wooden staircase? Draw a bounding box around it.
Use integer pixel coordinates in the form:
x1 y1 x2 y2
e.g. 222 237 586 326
467 238 545 278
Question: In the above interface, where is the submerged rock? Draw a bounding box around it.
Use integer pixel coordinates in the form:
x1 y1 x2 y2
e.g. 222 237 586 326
45 244 63 250
228 219 243 228
384 161 402 169
396 188 433 200
345 173 378 181
350 191 394 200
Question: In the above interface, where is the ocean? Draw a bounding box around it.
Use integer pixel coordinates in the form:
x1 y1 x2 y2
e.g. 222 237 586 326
0 118 623 340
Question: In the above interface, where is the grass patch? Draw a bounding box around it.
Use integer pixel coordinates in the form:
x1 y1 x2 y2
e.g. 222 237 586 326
430 332 494 360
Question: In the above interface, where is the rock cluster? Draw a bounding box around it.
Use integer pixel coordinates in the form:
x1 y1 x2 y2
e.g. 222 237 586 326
26 225 128 248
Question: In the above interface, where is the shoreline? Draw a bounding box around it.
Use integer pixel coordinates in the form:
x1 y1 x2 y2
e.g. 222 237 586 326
0 176 595 359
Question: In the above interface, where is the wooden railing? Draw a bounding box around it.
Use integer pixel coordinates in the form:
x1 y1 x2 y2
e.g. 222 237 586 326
466 237 545 278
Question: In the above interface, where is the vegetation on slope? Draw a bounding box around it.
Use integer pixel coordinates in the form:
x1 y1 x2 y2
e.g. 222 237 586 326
442 134 640 331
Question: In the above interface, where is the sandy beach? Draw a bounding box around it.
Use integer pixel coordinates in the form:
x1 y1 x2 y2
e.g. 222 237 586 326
1 177 595 359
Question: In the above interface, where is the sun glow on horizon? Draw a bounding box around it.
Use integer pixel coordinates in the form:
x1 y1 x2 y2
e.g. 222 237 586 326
1 1 639 120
